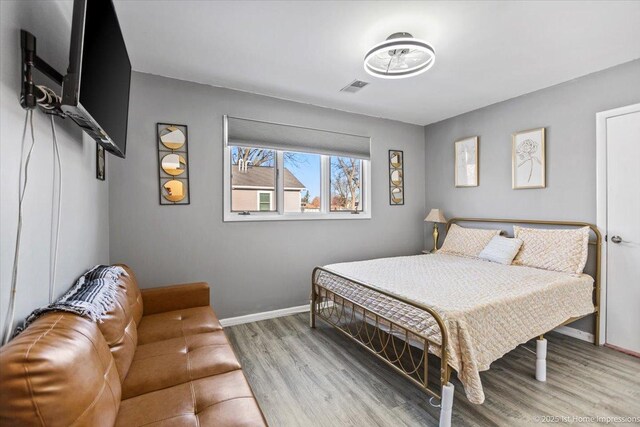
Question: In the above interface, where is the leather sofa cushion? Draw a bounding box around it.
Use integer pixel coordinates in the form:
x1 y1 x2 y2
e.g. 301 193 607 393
116 370 266 427
137 306 222 345
141 282 210 316
97 273 139 382
119 265 144 325
0 313 121 427
121 331 241 399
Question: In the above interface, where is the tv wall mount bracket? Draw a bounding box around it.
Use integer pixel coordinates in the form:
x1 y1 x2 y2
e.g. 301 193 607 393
20 29 66 117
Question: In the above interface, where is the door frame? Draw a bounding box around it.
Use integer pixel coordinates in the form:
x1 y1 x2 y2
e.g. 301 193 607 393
595 102 640 346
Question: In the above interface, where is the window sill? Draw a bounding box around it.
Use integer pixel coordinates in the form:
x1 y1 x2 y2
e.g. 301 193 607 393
223 211 371 222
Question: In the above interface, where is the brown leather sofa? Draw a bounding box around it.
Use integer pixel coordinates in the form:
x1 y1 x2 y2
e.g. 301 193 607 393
0 266 267 426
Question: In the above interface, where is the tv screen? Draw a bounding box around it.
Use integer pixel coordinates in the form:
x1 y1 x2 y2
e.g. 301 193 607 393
62 0 131 158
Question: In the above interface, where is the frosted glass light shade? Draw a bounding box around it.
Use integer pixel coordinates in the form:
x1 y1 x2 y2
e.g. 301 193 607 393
364 33 435 79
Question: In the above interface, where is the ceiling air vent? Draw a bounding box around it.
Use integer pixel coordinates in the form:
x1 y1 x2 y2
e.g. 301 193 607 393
340 79 369 93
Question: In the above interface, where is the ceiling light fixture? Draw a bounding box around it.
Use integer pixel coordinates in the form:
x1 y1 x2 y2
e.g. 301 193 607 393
364 32 435 79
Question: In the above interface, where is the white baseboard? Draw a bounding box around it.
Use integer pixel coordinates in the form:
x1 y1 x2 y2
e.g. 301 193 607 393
220 304 595 344
553 325 594 343
219 304 310 327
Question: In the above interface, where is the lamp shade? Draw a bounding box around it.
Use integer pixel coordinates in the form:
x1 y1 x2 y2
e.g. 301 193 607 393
424 209 447 223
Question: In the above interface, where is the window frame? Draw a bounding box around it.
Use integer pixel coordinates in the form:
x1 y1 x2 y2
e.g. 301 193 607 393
223 148 371 222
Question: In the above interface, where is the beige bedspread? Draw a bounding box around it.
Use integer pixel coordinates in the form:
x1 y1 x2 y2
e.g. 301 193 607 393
319 253 595 404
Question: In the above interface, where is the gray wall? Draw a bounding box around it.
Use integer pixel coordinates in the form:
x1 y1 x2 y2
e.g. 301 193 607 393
0 1 110 335
424 59 640 333
109 72 426 319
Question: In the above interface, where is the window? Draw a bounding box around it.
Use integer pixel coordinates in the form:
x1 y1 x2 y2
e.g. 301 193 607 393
330 156 362 212
230 146 276 212
258 192 272 211
284 152 320 213
223 116 371 221
225 148 369 221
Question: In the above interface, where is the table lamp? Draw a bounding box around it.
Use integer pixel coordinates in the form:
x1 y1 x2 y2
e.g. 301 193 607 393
424 209 447 252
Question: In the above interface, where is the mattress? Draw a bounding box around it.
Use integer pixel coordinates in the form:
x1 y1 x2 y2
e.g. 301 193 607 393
316 253 595 404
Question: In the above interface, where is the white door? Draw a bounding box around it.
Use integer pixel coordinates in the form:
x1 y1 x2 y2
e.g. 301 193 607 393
606 107 640 354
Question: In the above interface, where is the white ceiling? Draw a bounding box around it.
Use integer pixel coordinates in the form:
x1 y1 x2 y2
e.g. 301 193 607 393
114 1 640 126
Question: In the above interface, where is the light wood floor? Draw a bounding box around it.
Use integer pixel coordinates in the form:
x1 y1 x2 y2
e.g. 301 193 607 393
226 313 640 427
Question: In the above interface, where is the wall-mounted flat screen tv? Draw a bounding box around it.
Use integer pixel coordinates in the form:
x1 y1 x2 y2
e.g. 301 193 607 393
62 0 131 158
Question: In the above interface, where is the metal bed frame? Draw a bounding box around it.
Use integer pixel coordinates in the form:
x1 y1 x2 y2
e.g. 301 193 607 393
310 218 601 427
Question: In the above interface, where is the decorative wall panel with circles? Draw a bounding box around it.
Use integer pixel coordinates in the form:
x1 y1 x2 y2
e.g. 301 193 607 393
388 150 404 205
157 123 190 205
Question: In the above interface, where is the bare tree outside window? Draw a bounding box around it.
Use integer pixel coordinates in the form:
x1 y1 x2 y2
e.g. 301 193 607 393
232 147 308 168
232 147 274 168
330 156 362 211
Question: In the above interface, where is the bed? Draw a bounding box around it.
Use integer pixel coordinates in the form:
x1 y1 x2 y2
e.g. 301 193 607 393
310 218 601 427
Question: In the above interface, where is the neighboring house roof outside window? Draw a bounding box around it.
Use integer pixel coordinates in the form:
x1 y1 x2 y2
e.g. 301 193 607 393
231 165 305 190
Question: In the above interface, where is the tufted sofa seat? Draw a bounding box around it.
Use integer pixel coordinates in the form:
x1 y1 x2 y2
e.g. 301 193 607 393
0 265 267 427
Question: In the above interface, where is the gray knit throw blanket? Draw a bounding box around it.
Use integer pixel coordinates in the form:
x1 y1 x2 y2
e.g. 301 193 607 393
15 265 128 336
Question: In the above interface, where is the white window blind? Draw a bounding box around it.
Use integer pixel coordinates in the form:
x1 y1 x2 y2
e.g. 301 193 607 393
224 115 371 160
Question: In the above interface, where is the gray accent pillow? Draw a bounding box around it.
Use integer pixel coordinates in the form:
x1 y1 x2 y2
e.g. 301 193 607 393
478 236 523 265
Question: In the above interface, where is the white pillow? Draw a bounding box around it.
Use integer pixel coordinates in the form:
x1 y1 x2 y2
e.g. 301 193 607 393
478 236 523 265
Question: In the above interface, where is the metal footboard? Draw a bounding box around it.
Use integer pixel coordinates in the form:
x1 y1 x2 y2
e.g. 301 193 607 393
310 267 451 403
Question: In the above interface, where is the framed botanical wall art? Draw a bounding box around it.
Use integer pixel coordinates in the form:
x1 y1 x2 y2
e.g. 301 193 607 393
454 136 478 187
512 127 545 189
388 150 404 205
